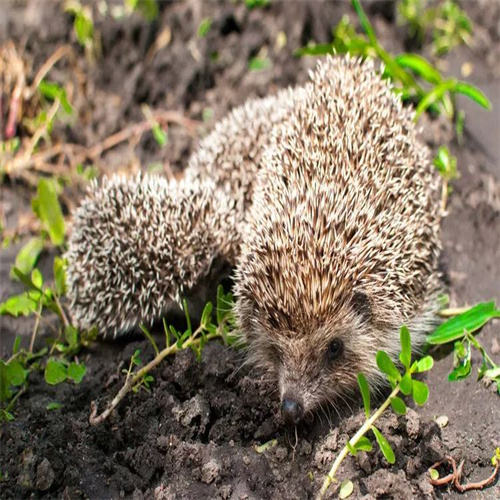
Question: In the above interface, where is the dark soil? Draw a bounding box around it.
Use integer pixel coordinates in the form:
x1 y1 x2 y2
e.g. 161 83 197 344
1 1 499 499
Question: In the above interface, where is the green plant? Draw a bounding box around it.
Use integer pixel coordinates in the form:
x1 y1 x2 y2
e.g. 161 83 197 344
198 18 212 39
428 301 500 393
0 177 95 419
433 145 457 211
65 0 99 60
89 285 238 425
245 0 271 9
296 0 490 124
125 0 159 21
398 0 473 56
317 326 433 498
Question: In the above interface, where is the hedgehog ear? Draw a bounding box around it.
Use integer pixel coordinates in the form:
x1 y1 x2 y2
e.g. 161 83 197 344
351 290 372 323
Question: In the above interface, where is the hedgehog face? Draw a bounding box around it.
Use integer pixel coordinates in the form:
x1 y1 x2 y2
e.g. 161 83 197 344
236 291 382 424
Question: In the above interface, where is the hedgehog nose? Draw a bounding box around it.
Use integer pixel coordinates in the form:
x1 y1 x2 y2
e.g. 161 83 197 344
281 396 304 425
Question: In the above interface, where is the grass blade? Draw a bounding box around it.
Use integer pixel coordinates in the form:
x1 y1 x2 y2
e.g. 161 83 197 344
427 302 499 345
357 373 371 417
454 82 491 110
399 326 411 369
372 426 395 464
395 54 442 85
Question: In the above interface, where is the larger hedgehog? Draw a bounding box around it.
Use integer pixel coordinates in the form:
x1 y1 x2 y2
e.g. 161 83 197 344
67 57 442 424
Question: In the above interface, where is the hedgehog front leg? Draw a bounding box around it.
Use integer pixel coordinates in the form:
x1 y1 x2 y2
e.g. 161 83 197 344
66 174 239 337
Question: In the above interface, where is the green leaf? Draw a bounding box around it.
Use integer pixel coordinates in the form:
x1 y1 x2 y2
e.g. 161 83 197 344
339 479 354 499
399 326 411 369
0 292 40 317
429 468 439 480
448 362 471 381
198 17 212 38
294 43 334 57
67 362 86 383
390 396 407 415
376 351 401 381
11 267 43 292
346 442 357 456
354 436 373 452
31 268 43 289
126 0 159 21
427 302 500 345
64 325 79 347
10 237 44 279
46 402 62 410
372 426 395 464
13 336 21 355
0 361 12 402
131 349 142 366
395 54 442 85
6 360 26 386
399 372 413 395
357 373 371 417
201 301 213 327
254 439 277 454
139 324 159 356
44 359 67 385
415 80 455 119
454 82 491 110
411 379 429 405
0 409 15 421
53 256 67 296
248 57 271 71
32 178 66 246
152 124 168 147
415 355 434 373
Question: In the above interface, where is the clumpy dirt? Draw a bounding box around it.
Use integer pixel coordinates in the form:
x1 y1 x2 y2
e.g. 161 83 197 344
1 1 499 499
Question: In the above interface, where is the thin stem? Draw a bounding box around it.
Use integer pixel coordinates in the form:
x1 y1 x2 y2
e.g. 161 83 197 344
29 303 43 353
317 385 401 500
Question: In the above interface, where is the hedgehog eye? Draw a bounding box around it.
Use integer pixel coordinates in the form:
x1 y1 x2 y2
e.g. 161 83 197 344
326 339 344 363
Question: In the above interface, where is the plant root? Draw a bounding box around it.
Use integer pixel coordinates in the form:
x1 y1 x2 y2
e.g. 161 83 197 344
429 455 499 492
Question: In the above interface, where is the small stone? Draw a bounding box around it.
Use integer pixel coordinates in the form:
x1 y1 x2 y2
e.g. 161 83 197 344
201 459 220 484
219 484 233 499
156 435 170 451
406 408 420 439
435 415 448 428
35 458 55 491
298 440 312 456
275 446 288 462
242 455 251 465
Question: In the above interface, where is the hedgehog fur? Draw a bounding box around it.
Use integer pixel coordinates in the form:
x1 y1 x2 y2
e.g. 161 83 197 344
66 56 442 419
234 56 441 419
66 174 238 335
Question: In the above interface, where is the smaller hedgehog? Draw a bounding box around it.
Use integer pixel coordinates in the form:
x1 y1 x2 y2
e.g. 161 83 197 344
66 174 238 335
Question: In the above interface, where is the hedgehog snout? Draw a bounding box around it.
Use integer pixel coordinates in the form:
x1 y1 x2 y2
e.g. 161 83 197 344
281 393 304 425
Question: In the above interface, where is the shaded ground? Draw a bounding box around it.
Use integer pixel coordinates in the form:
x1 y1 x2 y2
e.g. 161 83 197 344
1 1 499 499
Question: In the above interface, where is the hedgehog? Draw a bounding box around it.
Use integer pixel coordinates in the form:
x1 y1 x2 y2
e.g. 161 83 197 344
66 56 442 424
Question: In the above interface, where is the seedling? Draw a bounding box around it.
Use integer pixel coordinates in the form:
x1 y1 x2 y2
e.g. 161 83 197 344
428 301 500 393
0 176 95 419
317 326 433 499
296 0 490 124
89 286 238 425
64 1 100 61
398 0 473 56
433 145 457 211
